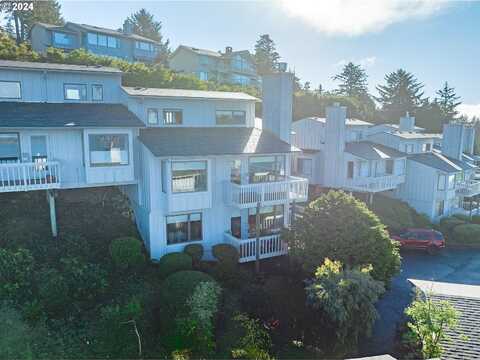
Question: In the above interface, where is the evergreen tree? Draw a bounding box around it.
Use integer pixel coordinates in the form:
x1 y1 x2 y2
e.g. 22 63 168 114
0 0 63 44
332 62 369 98
254 34 280 75
303 81 311 92
315 84 323 95
435 81 461 122
125 8 170 65
375 69 427 119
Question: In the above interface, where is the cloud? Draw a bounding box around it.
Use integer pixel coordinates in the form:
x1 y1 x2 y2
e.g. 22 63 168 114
279 0 448 36
333 56 377 69
458 104 480 120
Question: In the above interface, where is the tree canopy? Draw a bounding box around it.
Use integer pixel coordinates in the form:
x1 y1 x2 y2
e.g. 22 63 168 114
254 34 280 75
333 62 369 98
435 81 461 123
282 190 401 284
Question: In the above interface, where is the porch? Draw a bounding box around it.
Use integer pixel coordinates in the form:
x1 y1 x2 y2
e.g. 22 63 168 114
224 232 288 263
456 180 480 197
0 161 61 192
224 176 308 208
344 174 405 193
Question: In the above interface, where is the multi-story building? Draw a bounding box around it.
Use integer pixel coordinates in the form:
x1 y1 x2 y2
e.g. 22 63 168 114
31 22 161 63
0 59 307 261
292 104 479 221
169 45 258 87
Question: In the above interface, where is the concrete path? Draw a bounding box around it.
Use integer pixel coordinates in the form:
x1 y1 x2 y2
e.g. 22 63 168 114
360 248 480 356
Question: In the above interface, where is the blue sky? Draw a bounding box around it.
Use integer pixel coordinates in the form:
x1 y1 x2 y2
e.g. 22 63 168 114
57 0 480 117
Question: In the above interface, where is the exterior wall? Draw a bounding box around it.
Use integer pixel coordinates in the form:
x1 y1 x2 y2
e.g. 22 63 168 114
169 48 202 76
292 119 325 150
0 68 122 103
367 132 434 154
125 95 256 128
31 25 51 53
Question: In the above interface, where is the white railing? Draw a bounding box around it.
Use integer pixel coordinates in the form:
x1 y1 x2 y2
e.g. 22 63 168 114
344 174 405 193
456 180 480 197
0 161 61 192
224 232 288 263
225 176 308 208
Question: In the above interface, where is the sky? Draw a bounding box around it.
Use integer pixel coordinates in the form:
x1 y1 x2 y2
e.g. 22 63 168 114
56 0 480 118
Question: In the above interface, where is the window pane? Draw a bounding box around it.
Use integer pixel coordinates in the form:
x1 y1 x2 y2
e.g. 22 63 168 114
87 32 97 45
172 161 207 193
248 205 284 237
0 133 20 162
231 159 242 184
147 109 158 124
92 85 103 101
107 36 117 48
64 84 87 100
438 174 446 190
299 158 312 175
249 156 285 183
89 134 129 166
98 35 107 47
166 215 188 244
31 135 47 158
0 81 21 99
190 214 202 241
53 32 71 45
216 110 246 125
163 110 183 125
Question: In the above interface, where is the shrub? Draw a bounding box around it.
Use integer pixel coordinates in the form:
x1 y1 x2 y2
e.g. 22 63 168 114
283 190 401 284
305 258 385 356
0 302 35 359
184 244 204 264
0 248 34 302
452 213 471 222
452 224 480 245
439 216 466 240
471 215 480 225
231 314 273 360
36 267 70 317
212 244 239 265
158 252 193 279
110 237 145 270
157 271 216 332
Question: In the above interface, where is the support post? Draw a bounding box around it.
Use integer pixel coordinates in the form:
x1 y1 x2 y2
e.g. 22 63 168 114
47 189 58 237
470 197 473 218
255 201 261 274
369 193 374 206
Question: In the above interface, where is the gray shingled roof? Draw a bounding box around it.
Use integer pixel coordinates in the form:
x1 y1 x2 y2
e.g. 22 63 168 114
409 152 476 173
0 60 121 74
177 45 223 57
345 141 406 160
0 102 144 128
122 86 258 101
139 127 294 157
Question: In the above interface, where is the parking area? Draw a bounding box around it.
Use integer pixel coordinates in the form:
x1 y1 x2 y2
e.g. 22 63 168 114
361 248 480 356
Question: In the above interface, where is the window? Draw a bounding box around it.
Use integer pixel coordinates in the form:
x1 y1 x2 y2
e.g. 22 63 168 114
231 159 242 184
97 34 107 47
171 161 207 193
64 84 87 100
347 161 354 179
163 109 183 125
448 174 455 190
0 133 20 163
87 32 117 48
89 134 129 167
87 32 97 45
298 158 312 176
199 71 208 81
455 172 464 184
92 84 103 101
53 32 71 46
136 41 155 52
231 213 241 238
161 160 168 193
386 159 394 175
426 143 432 152
248 155 285 183
147 108 158 125
216 110 246 125
31 135 47 162
437 174 446 190
404 144 414 153
232 74 250 86
436 200 444 217
107 36 118 48
166 213 202 245
248 205 284 238
0 81 21 99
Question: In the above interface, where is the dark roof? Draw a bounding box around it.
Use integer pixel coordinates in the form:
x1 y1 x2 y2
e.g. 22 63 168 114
345 141 406 160
139 127 294 157
0 102 144 128
409 152 476 173
66 22 159 44
0 60 121 74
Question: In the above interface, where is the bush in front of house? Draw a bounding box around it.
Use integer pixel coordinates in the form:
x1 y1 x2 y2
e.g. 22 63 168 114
471 215 480 225
184 244 204 264
36 267 70 317
110 236 145 270
283 190 401 284
158 252 193 279
451 224 480 245
212 244 239 265
0 248 34 303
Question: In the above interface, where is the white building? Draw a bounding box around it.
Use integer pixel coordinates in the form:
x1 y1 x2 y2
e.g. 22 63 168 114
0 60 308 261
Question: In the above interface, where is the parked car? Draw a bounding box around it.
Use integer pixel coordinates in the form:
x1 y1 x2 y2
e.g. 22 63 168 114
392 228 445 254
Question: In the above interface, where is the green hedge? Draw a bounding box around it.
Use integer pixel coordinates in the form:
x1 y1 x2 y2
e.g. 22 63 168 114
158 252 192 279
212 244 239 265
438 217 466 240
184 244 204 264
110 237 145 270
451 224 480 245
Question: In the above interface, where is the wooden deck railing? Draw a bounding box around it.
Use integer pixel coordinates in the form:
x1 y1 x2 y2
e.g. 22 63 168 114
224 232 288 263
0 161 61 192
344 174 405 193
457 180 480 197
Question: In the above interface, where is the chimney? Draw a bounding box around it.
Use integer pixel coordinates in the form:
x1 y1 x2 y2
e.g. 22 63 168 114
323 103 347 187
261 71 294 144
399 112 415 132
123 20 134 35
463 126 475 155
225 46 233 54
442 122 467 160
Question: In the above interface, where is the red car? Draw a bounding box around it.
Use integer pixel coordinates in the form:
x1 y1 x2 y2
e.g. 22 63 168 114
392 228 445 254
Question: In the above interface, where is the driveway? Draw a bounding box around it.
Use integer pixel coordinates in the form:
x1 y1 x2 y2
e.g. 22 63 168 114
360 248 480 356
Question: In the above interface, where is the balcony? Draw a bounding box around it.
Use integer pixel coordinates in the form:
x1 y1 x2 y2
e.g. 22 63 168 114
456 180 480 197
224 176 308 209
0 161 61 193
224 232 288 263
344 174 405 193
